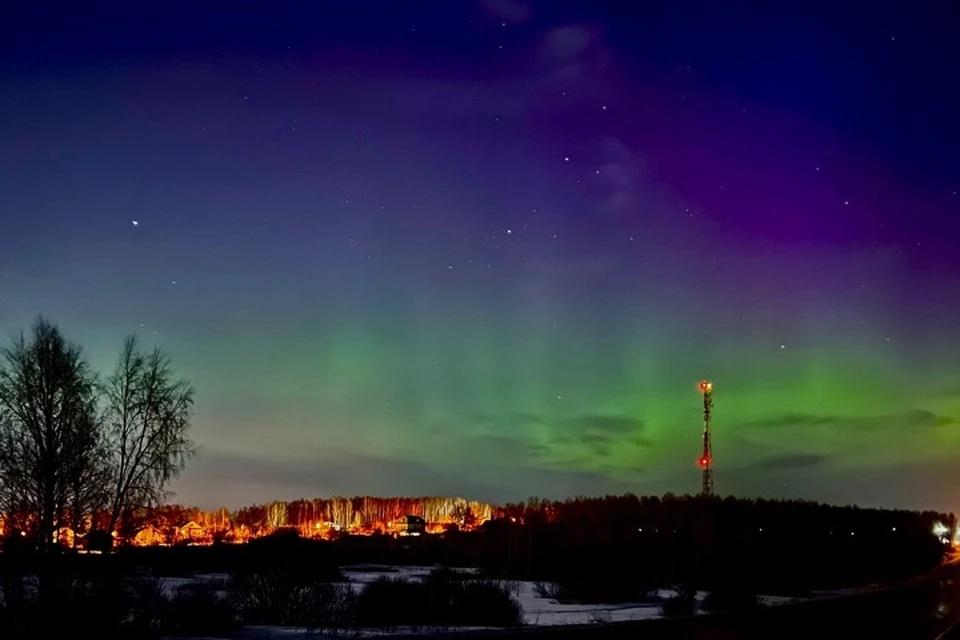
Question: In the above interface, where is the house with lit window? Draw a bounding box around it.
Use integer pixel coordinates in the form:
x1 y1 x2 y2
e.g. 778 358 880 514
391 515 426 537
175 520 209 544
133 524 166 546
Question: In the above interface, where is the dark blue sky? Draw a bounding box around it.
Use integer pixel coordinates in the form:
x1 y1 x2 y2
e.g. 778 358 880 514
3 1 956 180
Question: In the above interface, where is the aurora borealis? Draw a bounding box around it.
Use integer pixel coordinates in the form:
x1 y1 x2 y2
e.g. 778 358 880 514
1 2 958 512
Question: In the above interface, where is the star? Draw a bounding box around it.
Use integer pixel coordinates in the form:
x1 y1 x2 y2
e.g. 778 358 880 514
131 220 139 226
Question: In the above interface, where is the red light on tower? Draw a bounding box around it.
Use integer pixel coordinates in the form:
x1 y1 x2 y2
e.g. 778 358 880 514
697 379 714 496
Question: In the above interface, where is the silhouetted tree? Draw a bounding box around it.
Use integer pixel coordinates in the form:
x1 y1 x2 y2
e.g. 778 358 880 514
103 335 195 533
0 317 101 548
66 404 112 542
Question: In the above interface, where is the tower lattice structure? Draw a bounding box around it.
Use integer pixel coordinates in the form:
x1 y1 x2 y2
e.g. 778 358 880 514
697 380 714 496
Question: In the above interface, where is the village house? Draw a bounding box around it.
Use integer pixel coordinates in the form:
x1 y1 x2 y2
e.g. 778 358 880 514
133 524 166 546
390 515 427 537
175 520 210 544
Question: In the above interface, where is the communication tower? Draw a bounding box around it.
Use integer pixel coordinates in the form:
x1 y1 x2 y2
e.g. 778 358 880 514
697 380 714 496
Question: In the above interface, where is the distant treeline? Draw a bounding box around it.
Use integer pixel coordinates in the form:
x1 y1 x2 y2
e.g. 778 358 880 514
476 494 954 599
0 494 954 637
8 493 947 602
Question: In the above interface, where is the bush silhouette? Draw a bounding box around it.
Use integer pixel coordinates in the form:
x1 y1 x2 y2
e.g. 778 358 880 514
354 569 522 628
163 581 238 636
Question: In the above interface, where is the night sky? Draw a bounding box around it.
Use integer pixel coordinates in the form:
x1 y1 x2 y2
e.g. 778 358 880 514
2 1 959 512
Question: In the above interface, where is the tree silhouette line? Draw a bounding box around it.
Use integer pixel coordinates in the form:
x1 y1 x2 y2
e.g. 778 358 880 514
0 317 194 604
471 494 954 599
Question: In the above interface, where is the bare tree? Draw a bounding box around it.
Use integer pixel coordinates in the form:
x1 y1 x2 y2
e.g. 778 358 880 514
0 317 101 548
65 407 112 541
104 335 195 533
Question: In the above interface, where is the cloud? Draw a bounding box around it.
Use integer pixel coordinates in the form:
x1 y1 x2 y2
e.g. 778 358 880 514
595 136 645 211
538 25 612 89
550 415 652 455
553 414 646 436
433 412 652 473
727 433 770 451
543 26 596 62
753 453 830 471
477 0 532 24
737 409 954 431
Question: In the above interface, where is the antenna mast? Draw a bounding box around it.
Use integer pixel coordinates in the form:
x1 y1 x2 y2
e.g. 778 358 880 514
697 380 714 496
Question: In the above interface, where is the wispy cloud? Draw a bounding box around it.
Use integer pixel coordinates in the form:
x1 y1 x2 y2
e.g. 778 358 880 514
540 25 610 86
737 409 954 431
433 411 652 472
595 136 645 211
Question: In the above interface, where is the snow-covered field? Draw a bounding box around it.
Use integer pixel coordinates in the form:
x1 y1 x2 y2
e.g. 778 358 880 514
161 563 804 637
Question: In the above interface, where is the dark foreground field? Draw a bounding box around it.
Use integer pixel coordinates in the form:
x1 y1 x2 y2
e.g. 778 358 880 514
389 562 960 640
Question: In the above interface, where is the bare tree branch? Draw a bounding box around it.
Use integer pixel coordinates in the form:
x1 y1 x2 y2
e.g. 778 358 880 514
104 335 196 533
0 317 101 548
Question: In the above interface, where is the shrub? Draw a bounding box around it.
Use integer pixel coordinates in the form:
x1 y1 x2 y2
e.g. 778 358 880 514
661 582 698 618
451 580 524 627
49 572 140 634
354 570 523 629
355 577 430 628
0 572 166 638
300 581 359 632
661 594 696 617
163 581 238 637
230 568 353 627
498 579 522 599
533 581 557 599
126 577 168 635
